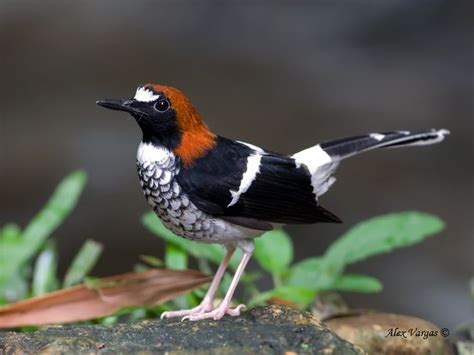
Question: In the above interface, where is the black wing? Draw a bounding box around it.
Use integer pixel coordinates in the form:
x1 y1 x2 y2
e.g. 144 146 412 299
176 136 341 227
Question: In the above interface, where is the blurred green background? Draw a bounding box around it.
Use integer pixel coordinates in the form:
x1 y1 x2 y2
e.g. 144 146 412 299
1 1 472 329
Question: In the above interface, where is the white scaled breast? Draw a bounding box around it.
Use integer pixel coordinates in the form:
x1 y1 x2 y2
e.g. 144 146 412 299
136 141 262 244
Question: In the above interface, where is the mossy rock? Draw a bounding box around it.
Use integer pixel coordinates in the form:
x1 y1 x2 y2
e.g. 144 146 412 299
0 305 363 354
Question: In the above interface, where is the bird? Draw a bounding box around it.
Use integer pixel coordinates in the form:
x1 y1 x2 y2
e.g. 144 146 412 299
97 84 449 321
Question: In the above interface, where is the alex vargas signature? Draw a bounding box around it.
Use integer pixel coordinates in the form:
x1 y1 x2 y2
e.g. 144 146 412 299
386 327 449 339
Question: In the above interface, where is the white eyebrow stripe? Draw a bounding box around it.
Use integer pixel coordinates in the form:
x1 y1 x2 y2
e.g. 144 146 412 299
134 87 160 102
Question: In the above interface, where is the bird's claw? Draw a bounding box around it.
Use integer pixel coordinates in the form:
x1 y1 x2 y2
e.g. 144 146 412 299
181 303 246 321
160 302 213 320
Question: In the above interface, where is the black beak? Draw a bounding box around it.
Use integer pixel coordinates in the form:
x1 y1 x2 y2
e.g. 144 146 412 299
96 99 143 115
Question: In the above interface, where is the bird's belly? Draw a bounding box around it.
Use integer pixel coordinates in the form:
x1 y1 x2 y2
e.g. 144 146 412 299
137 160 260 243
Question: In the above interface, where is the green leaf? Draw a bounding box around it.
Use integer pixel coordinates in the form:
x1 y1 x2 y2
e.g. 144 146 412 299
240 271 263 284
327 211 445 265
164 244 188 270
0 224 25 292
286 257 322 288
197 258 212 274
18 326 40 332
0 223 21 242
98 315 119 325
316 211 445 289
139 255 164 268
128 308 147 321
22 170 88 257
63 239 103 288
0 225 29 302
133 263 149 272
254 229 293 275
0 268 29 302
171 294 197 310
330 274 383 293
248 286 315 309
218 272 234 298
192 287 206 299
32 242 59 296
0 170 87 289
142 212 240 269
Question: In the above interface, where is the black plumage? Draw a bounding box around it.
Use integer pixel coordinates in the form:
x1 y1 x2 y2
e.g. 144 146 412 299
176 136 341 227
320 130 446 159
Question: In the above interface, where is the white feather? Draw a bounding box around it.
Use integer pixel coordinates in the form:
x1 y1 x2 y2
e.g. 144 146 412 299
370 133 385 141
137 141 172 164
134 87 160 102
292 144 332 173
228 153 262 207
385 129 450 148
292 144 336 198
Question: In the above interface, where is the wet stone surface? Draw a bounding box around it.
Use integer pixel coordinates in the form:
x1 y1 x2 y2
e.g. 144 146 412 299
0 305 363 354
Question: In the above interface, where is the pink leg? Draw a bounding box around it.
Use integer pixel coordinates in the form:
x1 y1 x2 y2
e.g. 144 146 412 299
183 243 253 321
160 246 235 319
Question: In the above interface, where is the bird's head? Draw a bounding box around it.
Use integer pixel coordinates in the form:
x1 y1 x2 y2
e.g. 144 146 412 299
97 84 216 166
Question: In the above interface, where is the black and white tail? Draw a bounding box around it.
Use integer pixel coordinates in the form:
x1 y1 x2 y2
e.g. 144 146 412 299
292 129 449 198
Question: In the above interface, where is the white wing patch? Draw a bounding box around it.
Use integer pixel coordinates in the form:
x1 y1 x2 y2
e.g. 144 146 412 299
292 144 338 198
292 144 332 173
134 87 160 102
309 162 338 197
228 152 262 207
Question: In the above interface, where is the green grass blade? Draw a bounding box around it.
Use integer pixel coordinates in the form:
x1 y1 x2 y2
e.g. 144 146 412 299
139 255 164 268
22 170 88 267
0 171 87 295
63 239 103 288
32 242 59 296
0 224 24 288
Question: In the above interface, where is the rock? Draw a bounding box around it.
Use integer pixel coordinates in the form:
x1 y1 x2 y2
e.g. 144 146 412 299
0 305 363 354
325 311 451 355
310 291 350 320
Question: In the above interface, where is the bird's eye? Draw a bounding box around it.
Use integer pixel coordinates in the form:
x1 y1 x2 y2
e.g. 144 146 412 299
154 99 170 112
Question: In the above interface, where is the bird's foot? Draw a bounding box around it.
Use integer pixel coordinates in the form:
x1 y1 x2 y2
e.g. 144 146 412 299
182 303 246 321
160 300 213 319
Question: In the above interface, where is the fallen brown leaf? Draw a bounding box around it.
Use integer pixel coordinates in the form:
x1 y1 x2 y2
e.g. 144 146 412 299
0 268 211 328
